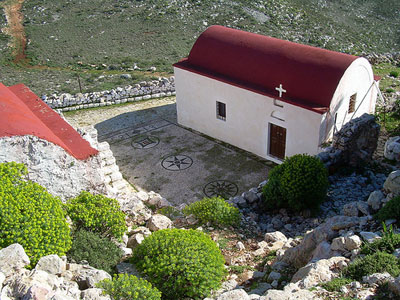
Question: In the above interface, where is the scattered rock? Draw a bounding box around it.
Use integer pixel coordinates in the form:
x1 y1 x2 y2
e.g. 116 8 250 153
263 283 321 299
342 202 359 217
362 272 392 286
127 233 145 249
265 231 288 243
281 216 359 268
147 214 173 231
360 231 381 243
35 255 66 275
388 275 400 296
291 256 348 288
384 136 400 161
384 170 400 196
0 244 30 276
248 282 272 296
344 235 362 251
217 289 249 300
81 288 111 300
367 190 385 211
331 237 347 252
267 271 281 282
236 241 245 251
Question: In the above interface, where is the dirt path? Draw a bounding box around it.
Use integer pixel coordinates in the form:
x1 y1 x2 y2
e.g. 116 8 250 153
2 0 27 64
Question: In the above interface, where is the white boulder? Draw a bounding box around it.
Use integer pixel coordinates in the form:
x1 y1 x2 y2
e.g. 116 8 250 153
35 255 66 275
384 136 400 161
0 244 30 276
217 289 249 300
291 256 348 288
367 190 385 211
147 214 173 231
384 170 400 196
265 231 288 243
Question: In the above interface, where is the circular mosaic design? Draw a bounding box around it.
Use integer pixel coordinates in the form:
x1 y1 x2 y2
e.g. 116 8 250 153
131 135 160 149
161 155 193 171
203 180 238 199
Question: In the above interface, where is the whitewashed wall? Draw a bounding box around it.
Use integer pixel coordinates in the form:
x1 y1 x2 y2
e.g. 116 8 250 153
321 57 378 142
174 68 323 164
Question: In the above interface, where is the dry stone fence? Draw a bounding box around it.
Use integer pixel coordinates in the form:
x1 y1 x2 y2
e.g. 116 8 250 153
42 77 176 112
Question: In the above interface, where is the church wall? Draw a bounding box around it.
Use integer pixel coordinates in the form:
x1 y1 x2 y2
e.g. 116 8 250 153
174 68 323 164
322 57 377 143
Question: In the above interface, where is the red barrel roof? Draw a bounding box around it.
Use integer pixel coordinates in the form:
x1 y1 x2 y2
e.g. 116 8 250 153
174 25 358 114
0 83 98 160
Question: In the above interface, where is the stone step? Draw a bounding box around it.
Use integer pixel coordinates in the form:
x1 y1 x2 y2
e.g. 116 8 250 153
99 149 114 160
102 164 119 176
112 179 127 191
110 171 123 182
97 142 110 152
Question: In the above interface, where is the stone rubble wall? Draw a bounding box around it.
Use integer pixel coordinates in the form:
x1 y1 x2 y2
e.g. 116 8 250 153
317 113 380 168
363 52 400 65
41 77 176 112
0 135 107 201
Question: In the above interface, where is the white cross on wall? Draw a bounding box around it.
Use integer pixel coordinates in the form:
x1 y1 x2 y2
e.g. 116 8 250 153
275 84 286 98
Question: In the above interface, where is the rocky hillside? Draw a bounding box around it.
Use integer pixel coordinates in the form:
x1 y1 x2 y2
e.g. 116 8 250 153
0 0 399 95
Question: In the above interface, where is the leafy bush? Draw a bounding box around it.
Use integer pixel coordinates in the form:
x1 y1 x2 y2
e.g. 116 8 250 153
66 191 126 239
376 196 400 223
183 196 240 227
262 154 328 211
262 164 285 210
67 229 123 274
320 277 352 292
0 162 71 266
390 71 399 78
132 228 226 300
344 251 400 281
361 224 400 255
97 274 161 300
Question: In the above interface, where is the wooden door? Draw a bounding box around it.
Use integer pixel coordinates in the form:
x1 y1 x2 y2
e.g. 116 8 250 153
269 124 286 159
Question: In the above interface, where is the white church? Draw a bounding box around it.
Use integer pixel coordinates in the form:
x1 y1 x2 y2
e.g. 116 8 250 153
173 25 379 164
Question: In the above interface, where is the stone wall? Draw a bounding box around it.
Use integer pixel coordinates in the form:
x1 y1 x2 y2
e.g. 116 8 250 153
0 126 132 201
42 77 176 112
0 135 106 201
363 52 400 65
317 114 380 168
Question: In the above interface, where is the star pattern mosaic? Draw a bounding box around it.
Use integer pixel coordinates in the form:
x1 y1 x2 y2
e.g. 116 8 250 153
161 155 193 171
203 180 238 199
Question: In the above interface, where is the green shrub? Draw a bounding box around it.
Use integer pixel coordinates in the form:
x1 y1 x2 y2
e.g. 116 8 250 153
97 274 161 300
320 277 352 292
390 71 399 78
262 154 328 212
361 224 400 255
344 251 400 281
66 191 126 239
262 164 285 210
183 196 240 227
376 196 400 223
0 162 71 266
132 228 226 300
67 229 123 274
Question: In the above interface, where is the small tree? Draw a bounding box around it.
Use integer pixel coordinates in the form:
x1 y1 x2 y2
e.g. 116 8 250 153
263 154 328 212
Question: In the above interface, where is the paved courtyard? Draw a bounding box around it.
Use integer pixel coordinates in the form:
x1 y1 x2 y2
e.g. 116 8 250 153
67 98 273 206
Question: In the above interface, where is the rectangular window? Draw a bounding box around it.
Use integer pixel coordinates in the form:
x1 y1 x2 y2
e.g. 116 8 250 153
216 101 226 121
348 94 356 113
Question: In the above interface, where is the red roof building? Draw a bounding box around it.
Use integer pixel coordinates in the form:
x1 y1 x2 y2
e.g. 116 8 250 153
0 83 98 160
174 26 378 163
